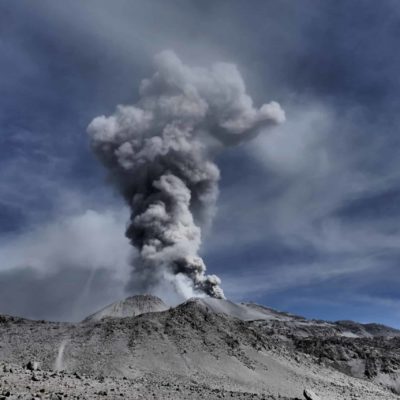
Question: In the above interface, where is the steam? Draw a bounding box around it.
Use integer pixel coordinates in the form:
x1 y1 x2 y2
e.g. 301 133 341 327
87 50 285 299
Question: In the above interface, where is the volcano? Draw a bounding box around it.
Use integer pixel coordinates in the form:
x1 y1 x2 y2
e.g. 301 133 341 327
0 295 399 399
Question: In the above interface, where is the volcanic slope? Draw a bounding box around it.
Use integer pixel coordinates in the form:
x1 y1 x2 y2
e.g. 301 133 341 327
0 295 399 399
83 294 169 322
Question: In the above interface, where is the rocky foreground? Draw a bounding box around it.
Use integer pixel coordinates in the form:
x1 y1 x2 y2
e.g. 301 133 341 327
0 295 399 399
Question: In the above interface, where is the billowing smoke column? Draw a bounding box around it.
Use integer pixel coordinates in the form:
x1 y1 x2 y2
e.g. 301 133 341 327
87 50 285 299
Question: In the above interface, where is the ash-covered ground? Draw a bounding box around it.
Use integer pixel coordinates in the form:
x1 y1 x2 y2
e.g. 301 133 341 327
0 295 399 399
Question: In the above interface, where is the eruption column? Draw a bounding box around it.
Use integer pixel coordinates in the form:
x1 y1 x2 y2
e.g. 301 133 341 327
88 51 285 298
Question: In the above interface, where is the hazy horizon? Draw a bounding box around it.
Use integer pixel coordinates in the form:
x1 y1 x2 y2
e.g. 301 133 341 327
1 1 400 328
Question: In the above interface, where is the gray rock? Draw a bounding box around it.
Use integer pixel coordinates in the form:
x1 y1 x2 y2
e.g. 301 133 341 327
26 362 39 371
31 372 40 382
73 372 82 379
303 389 320 400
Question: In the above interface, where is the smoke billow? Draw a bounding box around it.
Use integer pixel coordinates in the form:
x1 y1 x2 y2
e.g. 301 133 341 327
87 50 285 299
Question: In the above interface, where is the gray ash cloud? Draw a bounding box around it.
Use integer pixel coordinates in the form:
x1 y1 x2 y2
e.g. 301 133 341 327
87 50 284 299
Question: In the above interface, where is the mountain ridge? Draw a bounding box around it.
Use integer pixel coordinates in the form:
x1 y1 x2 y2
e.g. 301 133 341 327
1 295 400 399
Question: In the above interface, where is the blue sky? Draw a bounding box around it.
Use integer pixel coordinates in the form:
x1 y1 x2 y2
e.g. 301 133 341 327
1 0 400 325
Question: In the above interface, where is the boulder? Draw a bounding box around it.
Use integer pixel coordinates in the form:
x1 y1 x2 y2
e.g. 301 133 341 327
304 388 320 400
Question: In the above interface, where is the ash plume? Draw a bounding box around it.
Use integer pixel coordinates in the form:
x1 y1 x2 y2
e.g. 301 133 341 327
87 50 285 299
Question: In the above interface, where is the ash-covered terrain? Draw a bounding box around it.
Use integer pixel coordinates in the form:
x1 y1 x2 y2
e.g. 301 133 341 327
0 295 399 399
